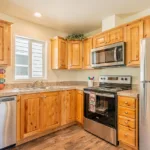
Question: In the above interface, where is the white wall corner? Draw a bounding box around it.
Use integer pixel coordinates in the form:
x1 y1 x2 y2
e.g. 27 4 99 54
102 15 123 32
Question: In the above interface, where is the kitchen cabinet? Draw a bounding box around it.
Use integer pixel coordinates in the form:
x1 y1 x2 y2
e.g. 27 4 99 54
0 20 11 65
20 93 41 139
51 36 67 69
40 92 60 131
143 17 150 38
68 40 83 69
125 20 143 67
76 90 84 125
118 96 138 150
60 90 76 125
83 37 93 69
93 27 123 48
107 27 123 44
93 32 108 48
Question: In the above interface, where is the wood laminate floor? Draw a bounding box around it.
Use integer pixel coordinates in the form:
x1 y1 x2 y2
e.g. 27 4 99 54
11 125 124 150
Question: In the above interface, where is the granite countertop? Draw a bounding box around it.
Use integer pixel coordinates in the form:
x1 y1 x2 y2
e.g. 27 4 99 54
0 85 87 98
117 90 139 98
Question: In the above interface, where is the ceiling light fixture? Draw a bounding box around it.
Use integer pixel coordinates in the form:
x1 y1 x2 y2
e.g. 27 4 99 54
34 12 42 18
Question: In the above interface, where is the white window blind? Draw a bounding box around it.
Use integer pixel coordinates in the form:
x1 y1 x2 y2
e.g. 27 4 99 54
15 36 45 80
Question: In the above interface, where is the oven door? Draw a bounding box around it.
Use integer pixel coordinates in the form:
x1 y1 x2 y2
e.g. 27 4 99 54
84 91 117 128
91 42 125 68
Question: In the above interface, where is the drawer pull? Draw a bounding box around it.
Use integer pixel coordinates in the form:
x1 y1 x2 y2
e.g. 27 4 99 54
125 101 128 104
125 111 128 114
124 133 128 137
124 121 128 124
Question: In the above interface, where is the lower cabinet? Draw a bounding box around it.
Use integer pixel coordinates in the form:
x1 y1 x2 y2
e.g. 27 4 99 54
20 93 41 139
118 96 138 150
60 90 76 126
76 90 84 125
40 92 61 131
18 89 84 143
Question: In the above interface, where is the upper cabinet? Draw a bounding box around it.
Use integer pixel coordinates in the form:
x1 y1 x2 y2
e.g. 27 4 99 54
83 37 93 69
125 20 143 66
107 27 124 45
0 20 11 66
143 17 150 38
51 36 67 69
93 27 124 48
68 40 83 69
93 33 108 48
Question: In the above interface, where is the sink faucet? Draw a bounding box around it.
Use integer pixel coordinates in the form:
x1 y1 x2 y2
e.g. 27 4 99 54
32 80 44 88
32 80 40 88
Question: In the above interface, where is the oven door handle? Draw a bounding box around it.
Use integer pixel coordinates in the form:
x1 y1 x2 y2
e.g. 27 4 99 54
84 91 115 98
96 93 115 98
114 47 117 62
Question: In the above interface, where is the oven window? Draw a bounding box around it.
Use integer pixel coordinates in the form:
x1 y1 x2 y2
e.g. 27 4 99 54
84 94 116 128
92 51 105 64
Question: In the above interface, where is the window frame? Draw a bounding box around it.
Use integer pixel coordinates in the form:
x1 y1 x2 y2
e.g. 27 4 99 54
14 35 46 81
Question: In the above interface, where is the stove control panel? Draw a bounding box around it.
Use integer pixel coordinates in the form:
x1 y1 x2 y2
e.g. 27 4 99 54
99 76 132 84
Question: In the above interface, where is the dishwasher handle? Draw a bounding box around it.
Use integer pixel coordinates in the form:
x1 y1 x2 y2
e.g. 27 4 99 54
0 97 16 102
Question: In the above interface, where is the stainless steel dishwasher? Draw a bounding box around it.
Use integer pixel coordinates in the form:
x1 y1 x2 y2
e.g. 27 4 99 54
0 96 16 149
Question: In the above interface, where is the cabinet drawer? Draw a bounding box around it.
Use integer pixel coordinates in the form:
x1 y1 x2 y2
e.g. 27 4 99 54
118 116 135 129
118 106 135 119
118 96 136 108
119 125 135 147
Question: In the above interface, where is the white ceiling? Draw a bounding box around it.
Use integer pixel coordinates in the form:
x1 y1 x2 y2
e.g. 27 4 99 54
1 0 150 33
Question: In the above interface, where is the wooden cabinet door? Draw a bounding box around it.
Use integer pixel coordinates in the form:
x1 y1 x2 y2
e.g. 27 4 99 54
20 94 41 139
83 38 93 69
125 20 143 66
58 38 67 69
40 92 60 131
143 17 150 38
0 21 11 65
93 33 108 48
76 90 84 125
108 27 123 44
60 90 76 125
68 41 82 69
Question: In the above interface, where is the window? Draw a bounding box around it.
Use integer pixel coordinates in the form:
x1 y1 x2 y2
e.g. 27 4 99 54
15 36 46 80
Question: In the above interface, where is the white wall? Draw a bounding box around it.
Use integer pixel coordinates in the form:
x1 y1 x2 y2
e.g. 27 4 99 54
76 68 140 85
0 13 79 83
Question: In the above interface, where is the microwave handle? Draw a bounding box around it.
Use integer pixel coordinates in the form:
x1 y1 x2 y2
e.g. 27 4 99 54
114 47 117 62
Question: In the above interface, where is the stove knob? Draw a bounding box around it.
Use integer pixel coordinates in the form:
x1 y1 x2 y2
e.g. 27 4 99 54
125 78 128 81
121 78 124 80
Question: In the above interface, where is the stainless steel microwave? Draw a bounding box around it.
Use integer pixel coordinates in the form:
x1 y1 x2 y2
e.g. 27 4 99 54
91 42 125 68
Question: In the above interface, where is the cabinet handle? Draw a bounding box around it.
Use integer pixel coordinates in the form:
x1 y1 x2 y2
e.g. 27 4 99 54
41 96 46 99
124 133 128 137
125 101 128 104
125 111 128 114
124 121 128 124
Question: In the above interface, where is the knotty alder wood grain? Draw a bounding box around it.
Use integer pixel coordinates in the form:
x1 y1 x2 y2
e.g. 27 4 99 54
125 20 143 67
40 92 61 131
13 125 123 150
0 20 11 65
60 90 76 126
51 36 68 69
118 96 138 150
68 40 83 69
83 37 93 69
76 90 84 125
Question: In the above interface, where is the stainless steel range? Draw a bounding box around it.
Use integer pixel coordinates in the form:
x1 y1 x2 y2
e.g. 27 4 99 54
83 75 132 146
